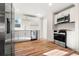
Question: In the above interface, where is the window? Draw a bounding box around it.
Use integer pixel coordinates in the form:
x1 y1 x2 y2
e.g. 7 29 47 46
15 17 21 27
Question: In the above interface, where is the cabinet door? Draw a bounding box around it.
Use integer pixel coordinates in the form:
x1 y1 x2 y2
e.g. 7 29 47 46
67 31 75 49
54 15 57 24
57 9 70 18
62 9 70 16
70 7 75 22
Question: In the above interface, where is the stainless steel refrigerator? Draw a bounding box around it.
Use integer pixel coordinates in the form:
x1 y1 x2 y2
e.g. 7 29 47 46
0 3 15 56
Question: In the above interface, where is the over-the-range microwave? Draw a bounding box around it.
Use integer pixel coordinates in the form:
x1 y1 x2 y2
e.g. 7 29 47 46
57 14 70 24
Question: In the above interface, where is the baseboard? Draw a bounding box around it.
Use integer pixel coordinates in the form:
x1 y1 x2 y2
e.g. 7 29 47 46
67 47 79 54
14 40 31 43
38 38 54 42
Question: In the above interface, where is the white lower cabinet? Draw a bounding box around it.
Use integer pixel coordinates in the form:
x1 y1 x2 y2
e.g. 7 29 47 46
67 31 75 49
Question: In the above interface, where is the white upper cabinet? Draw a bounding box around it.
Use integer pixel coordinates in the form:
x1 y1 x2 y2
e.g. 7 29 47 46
70 7 76 22
54 6 75 24
57 12 62 18
62 8 70 16
54 15 57 24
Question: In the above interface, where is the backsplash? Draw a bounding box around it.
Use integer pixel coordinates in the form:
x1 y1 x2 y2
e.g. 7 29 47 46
54 22 75 31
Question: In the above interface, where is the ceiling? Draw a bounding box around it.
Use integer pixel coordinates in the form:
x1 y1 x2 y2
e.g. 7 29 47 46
13 3 74 17
51 3 73 12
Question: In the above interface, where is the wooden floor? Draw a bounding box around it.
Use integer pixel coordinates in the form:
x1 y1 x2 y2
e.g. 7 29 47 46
15 40 79 56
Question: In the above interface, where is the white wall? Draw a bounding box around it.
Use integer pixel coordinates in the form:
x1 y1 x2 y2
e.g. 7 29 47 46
46 6 54 41
42 18 47 39
54 23 75 31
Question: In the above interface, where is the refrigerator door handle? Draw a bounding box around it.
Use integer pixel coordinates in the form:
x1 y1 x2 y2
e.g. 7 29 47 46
7 18 10 34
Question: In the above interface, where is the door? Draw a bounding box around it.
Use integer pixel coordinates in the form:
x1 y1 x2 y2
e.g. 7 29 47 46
31 30 38 40
5 3 15 56
5 3 12 55
0 3 14 56
0 3 5 55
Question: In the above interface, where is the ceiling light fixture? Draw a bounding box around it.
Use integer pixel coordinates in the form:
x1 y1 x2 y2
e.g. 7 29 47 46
48 3 52 6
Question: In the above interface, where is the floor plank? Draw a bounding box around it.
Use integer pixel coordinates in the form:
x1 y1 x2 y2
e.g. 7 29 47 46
15 40 79 56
